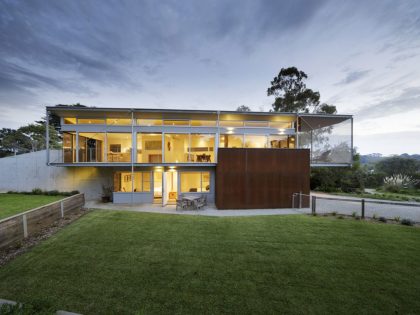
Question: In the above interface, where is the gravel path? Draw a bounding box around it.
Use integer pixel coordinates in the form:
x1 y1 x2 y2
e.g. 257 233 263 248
312 192 420 222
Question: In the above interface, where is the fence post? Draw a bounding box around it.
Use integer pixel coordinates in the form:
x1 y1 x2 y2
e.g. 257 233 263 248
311 196 316 215
361 199 365 219
299 191 302 209
60 201 64 218
22 214 28 238
292 194 295 208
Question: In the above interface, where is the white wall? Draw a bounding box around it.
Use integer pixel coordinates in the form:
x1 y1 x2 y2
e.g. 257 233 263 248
0 150 112 200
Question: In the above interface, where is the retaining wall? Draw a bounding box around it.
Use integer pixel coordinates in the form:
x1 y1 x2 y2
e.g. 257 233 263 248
0 193 85 250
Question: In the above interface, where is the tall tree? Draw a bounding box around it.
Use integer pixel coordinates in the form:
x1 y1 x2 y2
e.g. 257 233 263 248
267 67 320 113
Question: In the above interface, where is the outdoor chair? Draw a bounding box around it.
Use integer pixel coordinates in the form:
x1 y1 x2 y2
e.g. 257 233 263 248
176 199 188 210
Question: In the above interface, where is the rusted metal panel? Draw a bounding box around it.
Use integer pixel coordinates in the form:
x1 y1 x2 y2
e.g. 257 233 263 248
216 149 310 209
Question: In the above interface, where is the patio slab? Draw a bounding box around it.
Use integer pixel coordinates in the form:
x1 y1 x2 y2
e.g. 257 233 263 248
85 200 310 217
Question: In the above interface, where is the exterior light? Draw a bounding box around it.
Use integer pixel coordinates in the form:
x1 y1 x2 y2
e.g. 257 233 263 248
227 127 234 131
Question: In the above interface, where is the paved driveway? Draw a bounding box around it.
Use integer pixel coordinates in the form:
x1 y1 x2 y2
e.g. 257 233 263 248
312 192 420 222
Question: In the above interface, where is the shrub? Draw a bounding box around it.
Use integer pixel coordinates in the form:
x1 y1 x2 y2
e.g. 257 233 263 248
378 216 387 223
337 215 344 219
70 190 80 195
394 216 400 222
401 218 414 226
46 190 59 196
31 188 43 195
351 211 357 217
331 211 337 216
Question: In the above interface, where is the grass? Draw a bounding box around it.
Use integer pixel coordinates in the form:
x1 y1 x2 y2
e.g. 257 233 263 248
0 194 63 220
0 211 420 314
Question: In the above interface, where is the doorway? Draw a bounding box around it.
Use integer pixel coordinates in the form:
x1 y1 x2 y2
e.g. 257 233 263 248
163 171 178 206
153 171 162 204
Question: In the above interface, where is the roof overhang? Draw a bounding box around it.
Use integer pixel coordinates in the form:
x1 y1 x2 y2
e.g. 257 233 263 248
299 114 352 132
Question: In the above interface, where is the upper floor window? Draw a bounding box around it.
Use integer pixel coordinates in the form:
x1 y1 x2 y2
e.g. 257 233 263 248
190 120 217 127
269 121 293 129
64 118 76 124
78 118 106 124
219 120 244 127
163 120 190 126
106 118 132 125
137 119 163 126
244 121 269 127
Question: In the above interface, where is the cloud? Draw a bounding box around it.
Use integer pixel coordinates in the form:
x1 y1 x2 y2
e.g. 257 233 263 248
356 86 420 120
336 70 371 85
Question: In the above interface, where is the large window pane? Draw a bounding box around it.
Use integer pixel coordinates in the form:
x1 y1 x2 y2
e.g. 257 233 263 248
190 134 215 163
269 135 295 148
78 118 105 124
163 120 189 126
137 133 162 163
269 121 293 129
191 120 216 126
219 134 243 148
219 120 243 127
114 172 151 192
180 172 210 193
244 135 267 148
244 121 269 127
106 118 132 125
107 133 132 162
164 134 189 163
137 119 163 126
63 132 76 162
78 133 105 162
64 118 76 124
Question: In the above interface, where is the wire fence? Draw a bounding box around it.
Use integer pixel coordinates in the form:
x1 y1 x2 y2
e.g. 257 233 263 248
292 193 420 222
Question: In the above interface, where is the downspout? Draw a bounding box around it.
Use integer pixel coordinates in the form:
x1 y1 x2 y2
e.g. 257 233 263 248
131 109 134 205
351 116 354 166
46 109 50 165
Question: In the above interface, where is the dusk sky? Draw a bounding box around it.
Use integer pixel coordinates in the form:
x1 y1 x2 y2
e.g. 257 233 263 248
1 0 419 155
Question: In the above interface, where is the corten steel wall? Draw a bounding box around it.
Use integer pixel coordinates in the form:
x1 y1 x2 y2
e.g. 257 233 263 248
0 193 85 250
216 149 310 209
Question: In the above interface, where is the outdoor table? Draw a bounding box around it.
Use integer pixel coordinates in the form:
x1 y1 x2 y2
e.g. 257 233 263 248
182 195 201 209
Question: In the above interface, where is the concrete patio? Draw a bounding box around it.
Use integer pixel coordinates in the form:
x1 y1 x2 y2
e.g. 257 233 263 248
85 200 311 217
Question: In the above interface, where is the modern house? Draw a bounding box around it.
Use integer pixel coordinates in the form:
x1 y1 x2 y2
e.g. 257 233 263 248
46 106 353 209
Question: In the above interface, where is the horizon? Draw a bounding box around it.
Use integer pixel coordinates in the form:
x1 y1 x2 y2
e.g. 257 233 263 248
1 0 420 155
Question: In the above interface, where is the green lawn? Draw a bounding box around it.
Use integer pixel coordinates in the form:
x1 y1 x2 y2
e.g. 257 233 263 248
0 211 420 314
0 194 63 220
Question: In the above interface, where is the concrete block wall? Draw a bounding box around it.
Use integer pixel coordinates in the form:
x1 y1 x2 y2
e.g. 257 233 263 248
0 150 110 200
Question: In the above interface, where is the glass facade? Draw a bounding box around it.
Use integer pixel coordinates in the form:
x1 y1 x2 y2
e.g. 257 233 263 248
113 172 151 192
180 172 211 193
164 134 189 163
137 133 162 163
107 133 132 162
219 134 243 148
298 117 352 164
78 133 105 162
244 135 268 148
54 111 352 166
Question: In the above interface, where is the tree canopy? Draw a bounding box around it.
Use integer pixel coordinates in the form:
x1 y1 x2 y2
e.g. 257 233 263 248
375 156 419 177
267 67 336 114
0 118 61 157
236 105 251 112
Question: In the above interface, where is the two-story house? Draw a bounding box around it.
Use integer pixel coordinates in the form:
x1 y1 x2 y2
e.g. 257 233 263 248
46 106 353 209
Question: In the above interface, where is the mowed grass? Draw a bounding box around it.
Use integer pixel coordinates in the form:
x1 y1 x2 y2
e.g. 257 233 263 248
0 211 419 314
0 194 63 220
